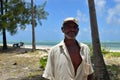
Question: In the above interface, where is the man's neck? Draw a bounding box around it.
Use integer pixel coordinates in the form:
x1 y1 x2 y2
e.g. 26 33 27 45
64 38 78 46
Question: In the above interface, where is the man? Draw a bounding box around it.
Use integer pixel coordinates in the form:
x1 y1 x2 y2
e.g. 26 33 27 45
43 17 94 80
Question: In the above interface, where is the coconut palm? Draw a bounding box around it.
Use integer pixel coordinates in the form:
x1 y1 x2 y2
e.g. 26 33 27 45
0 0 7 50
30 0 49 51
0 0 49 50
88 0 110 80
31 0 36 51
0 0 31 50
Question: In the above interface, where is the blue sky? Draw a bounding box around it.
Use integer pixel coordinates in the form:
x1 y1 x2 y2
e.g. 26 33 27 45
2 0 120 43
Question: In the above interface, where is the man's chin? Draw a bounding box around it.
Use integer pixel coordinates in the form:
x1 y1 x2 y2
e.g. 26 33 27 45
67 37 76 40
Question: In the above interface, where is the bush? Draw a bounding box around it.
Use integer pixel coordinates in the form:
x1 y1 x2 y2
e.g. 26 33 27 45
39 56 48 69
105 52 120 58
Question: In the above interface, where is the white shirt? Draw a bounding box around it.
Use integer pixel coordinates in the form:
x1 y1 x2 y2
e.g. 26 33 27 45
43 41 94 80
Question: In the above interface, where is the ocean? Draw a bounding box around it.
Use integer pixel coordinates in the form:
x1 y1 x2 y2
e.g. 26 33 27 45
0 41 120 50
101 42 120 50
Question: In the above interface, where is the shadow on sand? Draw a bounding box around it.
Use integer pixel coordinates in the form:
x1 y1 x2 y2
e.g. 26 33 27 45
6 75 48 80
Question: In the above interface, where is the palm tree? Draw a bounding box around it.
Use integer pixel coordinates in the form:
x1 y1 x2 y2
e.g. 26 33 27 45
0 0 7 50
31 0 36 51
0 0 48 51
87 0 110 80
0 0 31 50
30 0 49 51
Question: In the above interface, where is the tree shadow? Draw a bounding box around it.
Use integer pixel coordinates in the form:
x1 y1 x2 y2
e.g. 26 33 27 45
7 75 48 80
107 64 120 80
0 46 32 54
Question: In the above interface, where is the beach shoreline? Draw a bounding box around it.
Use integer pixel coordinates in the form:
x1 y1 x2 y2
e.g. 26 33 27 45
1 43 52 50
0 43 120 52
0 44 120 80
107 49 120 52
25 45 52 50
18 44 120 52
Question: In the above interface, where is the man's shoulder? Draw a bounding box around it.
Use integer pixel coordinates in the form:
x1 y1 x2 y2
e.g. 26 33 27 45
50 41 63 50
79 42 89 47
78 42 90 51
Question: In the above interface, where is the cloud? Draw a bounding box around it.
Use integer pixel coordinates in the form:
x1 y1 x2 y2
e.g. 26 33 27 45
76 10 88 23
114 0 120 3
100 28 119 37
83 28 89 32
106 4 120 25
79 27 90 35
86 0 106 16
94 0 106 15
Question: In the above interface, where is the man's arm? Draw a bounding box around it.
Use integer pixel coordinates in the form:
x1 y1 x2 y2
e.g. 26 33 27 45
87 73 93 80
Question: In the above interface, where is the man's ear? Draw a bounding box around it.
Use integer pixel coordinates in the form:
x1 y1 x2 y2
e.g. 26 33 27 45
78 28 79 31
61 27 64 32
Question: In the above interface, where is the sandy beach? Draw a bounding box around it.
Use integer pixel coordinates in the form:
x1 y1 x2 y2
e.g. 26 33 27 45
25 45 120 53
0 45 49 80
108 49 120 52
24 45 52 50
5 44 52 50
2 42 120 52
0 44 120 80
105 49 120 52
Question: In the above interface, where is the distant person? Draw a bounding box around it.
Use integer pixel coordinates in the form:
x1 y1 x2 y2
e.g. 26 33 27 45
43 17 94 80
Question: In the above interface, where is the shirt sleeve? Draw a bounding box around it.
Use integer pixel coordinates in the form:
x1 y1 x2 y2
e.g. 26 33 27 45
42 49 55 80
84 45 94 75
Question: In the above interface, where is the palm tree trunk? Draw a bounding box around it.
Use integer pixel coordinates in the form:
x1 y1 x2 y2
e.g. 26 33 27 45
31 0 36 51
1 0 7 50
88 0 110 80
2 28 7 50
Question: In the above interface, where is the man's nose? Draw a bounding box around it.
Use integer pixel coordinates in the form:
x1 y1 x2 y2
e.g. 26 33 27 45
70 27 77 31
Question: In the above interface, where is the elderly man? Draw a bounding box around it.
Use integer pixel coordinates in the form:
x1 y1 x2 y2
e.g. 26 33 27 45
43 17 94 80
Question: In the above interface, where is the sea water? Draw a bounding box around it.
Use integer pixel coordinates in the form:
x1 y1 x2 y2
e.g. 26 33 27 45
1 41 120 50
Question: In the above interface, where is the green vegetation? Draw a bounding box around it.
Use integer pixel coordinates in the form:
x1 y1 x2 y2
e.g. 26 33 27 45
39 56 48 69
39 46 120 80
39 46 120 69
101 48 120 80
0 0 49 50
107 65 120 80
104 52 120 58
88 44 120 58
107 65 119 72
27 50 39 54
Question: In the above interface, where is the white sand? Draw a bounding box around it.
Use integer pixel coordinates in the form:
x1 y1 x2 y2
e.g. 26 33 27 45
24 45 52 50
23 45 120 52
22 45 120 52
2 43 120 52
5 43 51 49
108 49 120 52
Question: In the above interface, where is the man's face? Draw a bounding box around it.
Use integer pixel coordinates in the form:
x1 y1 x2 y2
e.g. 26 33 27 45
62 21 79 39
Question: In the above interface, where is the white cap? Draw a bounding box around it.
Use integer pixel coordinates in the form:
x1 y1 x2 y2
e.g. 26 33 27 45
63 17 78 25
